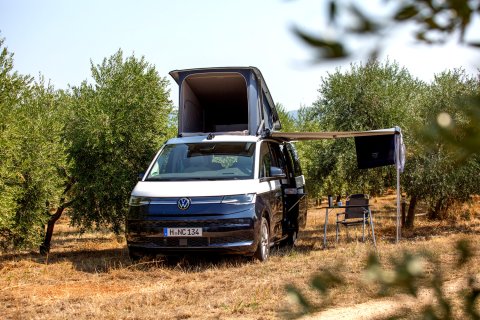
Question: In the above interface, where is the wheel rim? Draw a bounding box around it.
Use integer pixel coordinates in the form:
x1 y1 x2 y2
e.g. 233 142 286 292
260 219 269 260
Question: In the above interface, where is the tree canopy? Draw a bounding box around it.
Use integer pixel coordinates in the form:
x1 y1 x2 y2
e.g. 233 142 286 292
0 39 68 249
0 41 174 251
296 60 422 197
402 69 480 223
291 60 479 226
66 50 173 232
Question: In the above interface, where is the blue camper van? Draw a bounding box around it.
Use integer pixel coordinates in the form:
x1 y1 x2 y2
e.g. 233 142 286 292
126 67 307 261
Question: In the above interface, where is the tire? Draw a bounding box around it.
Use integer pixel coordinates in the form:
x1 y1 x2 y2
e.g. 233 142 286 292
254 217 270 262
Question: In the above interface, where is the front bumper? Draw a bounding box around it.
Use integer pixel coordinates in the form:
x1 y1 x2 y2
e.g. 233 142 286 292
126 207 259 255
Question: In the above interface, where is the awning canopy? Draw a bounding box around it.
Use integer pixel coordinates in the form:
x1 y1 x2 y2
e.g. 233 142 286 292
270 127 400 141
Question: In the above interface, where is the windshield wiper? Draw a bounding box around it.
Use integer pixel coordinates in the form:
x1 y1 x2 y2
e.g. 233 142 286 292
145 177 177 181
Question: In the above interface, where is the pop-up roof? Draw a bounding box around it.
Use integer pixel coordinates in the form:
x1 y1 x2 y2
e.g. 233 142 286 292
169 67 281 137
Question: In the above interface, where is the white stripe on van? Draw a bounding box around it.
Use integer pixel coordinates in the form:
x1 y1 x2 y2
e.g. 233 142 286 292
132 179 280 198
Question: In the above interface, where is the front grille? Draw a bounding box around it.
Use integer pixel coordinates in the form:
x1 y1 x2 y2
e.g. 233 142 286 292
138 231 253 248
128 219 253 235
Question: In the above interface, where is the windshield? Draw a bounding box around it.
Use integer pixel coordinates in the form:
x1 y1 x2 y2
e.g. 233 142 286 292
145 142 256 181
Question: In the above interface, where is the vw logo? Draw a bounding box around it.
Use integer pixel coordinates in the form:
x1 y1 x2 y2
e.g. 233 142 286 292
177 197 191 210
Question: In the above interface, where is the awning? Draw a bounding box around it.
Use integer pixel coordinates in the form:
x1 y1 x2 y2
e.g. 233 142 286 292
271 126 405 173
270 127 400 141
271 126 405 243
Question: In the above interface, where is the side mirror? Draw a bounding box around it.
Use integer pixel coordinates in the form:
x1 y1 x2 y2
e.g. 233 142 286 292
270 166 286 178
138 173 145 181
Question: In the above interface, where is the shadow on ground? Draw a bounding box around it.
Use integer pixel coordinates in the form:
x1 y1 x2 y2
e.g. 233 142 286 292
3 217 476 274
0 247 131 273
0 241 318 274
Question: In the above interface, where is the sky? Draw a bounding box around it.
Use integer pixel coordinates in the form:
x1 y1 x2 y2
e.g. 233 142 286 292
1 0 479 111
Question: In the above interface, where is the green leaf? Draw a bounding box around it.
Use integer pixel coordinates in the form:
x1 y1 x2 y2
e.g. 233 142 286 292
310 269 343 295
347 4 381 34
292 26 348 59
467 41 480 48
394 5 419 21
285 284 312 313
455 238 473 267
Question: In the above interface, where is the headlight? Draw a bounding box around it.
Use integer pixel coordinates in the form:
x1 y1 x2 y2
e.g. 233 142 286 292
129 196 151 206
221 194 256 205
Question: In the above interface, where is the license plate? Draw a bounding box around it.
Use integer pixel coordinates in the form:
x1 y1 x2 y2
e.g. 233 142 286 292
163 227 202 237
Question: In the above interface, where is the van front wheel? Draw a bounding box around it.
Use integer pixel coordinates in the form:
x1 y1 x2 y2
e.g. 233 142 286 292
254 217 270 262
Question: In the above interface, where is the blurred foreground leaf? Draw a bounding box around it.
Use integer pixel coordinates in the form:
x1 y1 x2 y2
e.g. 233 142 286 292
292 26 347 59
285 239 478 319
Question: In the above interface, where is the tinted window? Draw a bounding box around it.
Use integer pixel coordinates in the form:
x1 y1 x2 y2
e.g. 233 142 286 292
286 143 302 176
260 141 285 178
259 142 272 178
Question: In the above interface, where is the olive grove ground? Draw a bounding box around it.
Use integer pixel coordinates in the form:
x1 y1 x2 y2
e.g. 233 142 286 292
1 193 479 319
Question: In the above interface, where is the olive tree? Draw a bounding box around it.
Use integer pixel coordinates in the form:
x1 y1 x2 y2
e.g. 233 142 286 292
299 60 423 198
65 50 173 233
0 43 174 252
0 38 68 250
403 69 480 226
276 103 297 132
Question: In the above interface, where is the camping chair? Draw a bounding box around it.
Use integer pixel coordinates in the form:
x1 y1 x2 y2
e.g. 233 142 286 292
336 194 376 247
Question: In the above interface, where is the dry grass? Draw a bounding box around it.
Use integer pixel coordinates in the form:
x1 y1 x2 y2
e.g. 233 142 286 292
1 193 479 320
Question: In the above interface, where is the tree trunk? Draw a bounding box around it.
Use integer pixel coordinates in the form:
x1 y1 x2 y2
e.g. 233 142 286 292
405 195 417 229
428 199 443 220
39 179 75 255
39 205 65 255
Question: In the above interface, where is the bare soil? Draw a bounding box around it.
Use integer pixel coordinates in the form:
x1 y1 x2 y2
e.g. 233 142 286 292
1 194 479 319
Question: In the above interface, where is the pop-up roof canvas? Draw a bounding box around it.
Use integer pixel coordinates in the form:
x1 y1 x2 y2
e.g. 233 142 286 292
169 67 281 137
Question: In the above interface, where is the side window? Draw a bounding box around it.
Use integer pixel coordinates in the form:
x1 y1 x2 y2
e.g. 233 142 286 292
286 143 302 176
280 144 292 178
269 142 284 169
259 142 272 178
260 141 285 178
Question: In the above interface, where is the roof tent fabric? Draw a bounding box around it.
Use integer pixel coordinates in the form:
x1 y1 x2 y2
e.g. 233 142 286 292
169 67 281 136
354 134 395 169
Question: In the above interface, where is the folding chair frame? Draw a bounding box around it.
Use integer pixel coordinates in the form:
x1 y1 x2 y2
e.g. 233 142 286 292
335 196 376 247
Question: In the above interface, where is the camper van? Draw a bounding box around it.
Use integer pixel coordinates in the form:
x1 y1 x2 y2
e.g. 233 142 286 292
126 67 307 261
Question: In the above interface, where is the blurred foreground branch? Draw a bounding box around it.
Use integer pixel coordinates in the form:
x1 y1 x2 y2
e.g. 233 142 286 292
293 0 480 161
